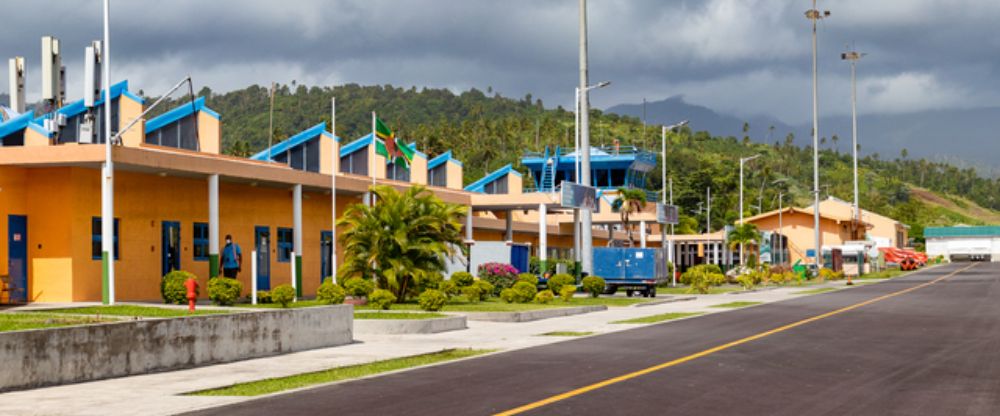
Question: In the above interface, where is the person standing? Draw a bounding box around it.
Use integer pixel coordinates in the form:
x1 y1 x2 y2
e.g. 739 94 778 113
220 234 242 279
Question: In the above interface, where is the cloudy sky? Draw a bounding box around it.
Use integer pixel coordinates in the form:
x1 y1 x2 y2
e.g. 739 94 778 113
3 0 998 124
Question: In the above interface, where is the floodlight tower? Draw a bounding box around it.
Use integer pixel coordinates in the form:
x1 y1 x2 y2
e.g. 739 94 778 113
806 1 830 271
842 48 866 239
7 57 25 114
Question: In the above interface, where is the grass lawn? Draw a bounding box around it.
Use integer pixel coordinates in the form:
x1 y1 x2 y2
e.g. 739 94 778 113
856 268 905 280
793 287 839 295
611 312 704 324
34 305 233 318
188 349 492 396
354 312 446 320
710 301 762 308
0 313 114 332
538 331 594 337
235 300 330 309
655 284 745 295
357 296 651 312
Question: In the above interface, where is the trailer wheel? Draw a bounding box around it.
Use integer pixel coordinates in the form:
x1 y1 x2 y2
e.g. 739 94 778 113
626 290 634 297
603 285 617 295
650 287 657 298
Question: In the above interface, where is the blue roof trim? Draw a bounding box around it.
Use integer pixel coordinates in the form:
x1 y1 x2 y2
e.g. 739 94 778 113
144 96 220 134
121 90 146 105
340 133 374 157
464 163 522 193
29 80 131 124
0 111 35 139
251 122 337 161
321 130 340 141
27 121 53 137
428 150 464 169
405 141 428 159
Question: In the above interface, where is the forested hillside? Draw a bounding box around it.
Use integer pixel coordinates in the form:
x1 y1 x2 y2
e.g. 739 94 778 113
144 83 1000 245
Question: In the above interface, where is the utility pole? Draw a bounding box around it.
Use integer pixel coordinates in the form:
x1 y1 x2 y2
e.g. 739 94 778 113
739 154 760 266
706 186 711 234
579 0 593 275
806 1 830 272
843 47 866 240
101 0 115 305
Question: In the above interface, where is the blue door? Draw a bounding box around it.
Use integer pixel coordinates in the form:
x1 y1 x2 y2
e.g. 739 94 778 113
161 221 181 277
255 226 271 290
510 244 529 275
321 231 333 283
7 215 27 303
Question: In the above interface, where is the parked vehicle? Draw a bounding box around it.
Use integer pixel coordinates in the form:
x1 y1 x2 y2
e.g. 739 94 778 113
592 247 669 297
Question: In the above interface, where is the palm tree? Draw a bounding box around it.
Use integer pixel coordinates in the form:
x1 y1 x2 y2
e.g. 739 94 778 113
337 185 466 302
727 223 760 267
612 187 648 246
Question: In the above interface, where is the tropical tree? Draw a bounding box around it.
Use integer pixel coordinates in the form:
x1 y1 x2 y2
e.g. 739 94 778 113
727 223 760 266
611 187 648 246
337 185 466 302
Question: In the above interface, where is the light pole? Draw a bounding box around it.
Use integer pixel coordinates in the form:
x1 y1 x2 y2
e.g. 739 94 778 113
739 154 760 266
842 48 866 240
579 0 595 276
772 179 787 266
806 1 830 272
574 81 610 271
661 120 687 285
101 0 115 305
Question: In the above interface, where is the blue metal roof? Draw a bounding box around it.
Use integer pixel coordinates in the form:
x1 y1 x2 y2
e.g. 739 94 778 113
144 96 220 134
35 80 132 122
925 226 1000 238
250 122 339 161
464 163 522 193
428 150 464 169
338 133 424 159
522 146 656 172
0 111 35 139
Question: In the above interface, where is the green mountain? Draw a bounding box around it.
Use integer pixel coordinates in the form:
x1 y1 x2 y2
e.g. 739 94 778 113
143 83 1000 246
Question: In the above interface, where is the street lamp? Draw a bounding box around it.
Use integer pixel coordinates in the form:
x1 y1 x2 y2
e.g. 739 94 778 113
661 120 687 286
772 179 787 266
738 154 760 266
842 48 866 239
574 81 610 272
806 1 830 272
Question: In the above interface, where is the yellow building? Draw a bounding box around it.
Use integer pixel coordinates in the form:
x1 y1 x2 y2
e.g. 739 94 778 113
806 197 909 248
743 206 871 265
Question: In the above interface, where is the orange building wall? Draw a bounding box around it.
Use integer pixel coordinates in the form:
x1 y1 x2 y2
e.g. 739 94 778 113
0 167 28 278
749 211 852 264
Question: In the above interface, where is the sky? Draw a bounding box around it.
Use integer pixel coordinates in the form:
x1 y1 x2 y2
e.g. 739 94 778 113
2 0 998 125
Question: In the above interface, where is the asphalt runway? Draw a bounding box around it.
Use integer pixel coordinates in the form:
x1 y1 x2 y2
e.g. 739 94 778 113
187 262 1000 416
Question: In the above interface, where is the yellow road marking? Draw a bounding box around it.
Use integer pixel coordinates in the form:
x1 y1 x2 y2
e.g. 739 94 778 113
495 263 976 416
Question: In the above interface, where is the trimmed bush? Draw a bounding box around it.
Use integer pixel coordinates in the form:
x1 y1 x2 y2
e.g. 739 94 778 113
461 285 482 303
438 280 460 297
534 289 555 304
368 289 396 310
478 262 519 295
737 273 757 291
681 265 726 294
256 290 272 304
414 273 444 293
474 280 494 301
450 271 475 287
271 284 295 308
161 270 195 305
547 273 575 293
581 276 606 298
559 285 576 302
317 278 346 305
208 277 243 306
517 273 539 287
344 277 375 298
500 288 517 303
418 289 448 312
511 281 538 303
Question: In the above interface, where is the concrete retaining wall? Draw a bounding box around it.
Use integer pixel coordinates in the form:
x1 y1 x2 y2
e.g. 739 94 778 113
0 305 353 392
464 305 606 322
354 314 467 334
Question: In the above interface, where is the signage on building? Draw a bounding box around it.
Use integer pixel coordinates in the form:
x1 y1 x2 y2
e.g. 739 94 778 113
656 203 679 224
560 181 596 212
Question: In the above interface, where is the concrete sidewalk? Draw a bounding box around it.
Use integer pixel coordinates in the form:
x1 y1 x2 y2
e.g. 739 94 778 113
0 280 868 416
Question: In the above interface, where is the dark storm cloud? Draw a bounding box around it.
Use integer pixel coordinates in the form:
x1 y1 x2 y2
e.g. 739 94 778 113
1 0 997 123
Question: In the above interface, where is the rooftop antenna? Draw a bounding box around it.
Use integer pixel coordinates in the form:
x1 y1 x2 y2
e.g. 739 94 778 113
268 81 275 162
81 41 102 144
7 57 25 114
41 36 62 112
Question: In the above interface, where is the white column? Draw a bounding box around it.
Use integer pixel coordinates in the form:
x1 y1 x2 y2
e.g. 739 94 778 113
539 203 548 268
251 250 258 305
208 174 220 278
293 184 303 298
640 220 647 248
505 210 513 243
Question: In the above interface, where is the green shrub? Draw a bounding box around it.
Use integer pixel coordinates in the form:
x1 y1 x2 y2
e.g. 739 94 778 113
368 289 396 310
256 290 272 304
500 288 517 303
478 262 519 295
559 285 576 302
461 285 482 303
534 289 555 304
517 273 539 286
581 276 606 298
474 280 494 301
737 273 757 291
450 271 475 287
208 277 243 306
418 289 448 312
438 280 460 297
343 277 375 298
511 281 538 303
414 273 444 293
317 278 346 305
768 271 786 286
680 265 726 294
271 284 295 308
160 270 195 305
547 273 575 293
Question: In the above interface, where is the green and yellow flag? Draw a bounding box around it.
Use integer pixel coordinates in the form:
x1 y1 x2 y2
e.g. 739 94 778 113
374 117 414 167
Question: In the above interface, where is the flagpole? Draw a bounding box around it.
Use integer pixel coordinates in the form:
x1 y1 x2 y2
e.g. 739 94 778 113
331 97 337 282
370 111 376 206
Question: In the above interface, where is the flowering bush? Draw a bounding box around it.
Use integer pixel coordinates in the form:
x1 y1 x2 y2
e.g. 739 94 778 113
478 262 519 295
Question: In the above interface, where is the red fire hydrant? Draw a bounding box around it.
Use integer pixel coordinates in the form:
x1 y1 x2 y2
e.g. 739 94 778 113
184 278 199 312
